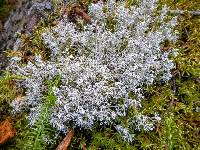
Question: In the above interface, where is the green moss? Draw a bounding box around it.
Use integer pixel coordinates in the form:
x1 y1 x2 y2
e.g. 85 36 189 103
0 72 22 121
0 0 18 22
12 76 61 150
0 73 18 103
83 128 136 150
106 16 118 33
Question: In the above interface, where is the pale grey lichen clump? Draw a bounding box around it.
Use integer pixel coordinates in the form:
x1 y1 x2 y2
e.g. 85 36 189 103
115 113 161 142
10 0 178 137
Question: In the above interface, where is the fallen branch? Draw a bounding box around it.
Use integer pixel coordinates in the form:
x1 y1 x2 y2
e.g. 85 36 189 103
56 128 74 150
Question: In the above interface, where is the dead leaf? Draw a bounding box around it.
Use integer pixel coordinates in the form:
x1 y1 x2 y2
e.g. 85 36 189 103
56 128 74 150
0 120 16 145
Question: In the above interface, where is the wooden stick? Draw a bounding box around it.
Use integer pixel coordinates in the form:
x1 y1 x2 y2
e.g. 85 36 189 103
56 128 74 150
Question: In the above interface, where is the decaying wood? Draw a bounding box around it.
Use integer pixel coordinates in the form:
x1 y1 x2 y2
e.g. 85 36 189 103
0 120 16 145
74 7 92 23
56 128 74 150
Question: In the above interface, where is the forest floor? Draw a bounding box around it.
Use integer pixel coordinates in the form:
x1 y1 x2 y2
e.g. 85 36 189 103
0 0 199 149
